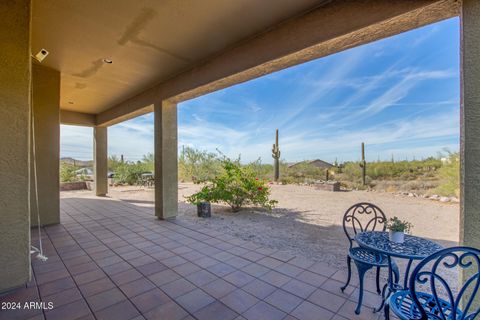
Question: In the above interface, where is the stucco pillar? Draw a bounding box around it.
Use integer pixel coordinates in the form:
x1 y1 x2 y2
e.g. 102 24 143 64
460 0 480 304
0 0 31 293
30 64 60 227
154 101 178 219
94 127 108 196
460 0 480 250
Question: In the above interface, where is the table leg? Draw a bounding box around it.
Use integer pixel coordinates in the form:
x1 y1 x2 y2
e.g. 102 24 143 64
374 256 394 313
403 259 413 289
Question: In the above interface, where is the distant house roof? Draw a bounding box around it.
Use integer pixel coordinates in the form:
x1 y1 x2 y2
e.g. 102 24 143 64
288 159 334 169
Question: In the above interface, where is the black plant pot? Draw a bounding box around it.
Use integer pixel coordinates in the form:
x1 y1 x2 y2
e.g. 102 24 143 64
197 202 211 218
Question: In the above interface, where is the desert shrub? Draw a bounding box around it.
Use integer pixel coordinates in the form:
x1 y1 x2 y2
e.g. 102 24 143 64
141 153 154 173
186 157 277 212
114 162 148 185
184 185 216 205
179 147 222 183
60 163 79 182
280 162 326 184
433 152 459 197
245 158 273 181
108 155 123 172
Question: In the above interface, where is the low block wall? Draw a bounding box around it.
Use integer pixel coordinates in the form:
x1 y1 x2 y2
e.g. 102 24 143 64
315 182 340 192
60 181 87 191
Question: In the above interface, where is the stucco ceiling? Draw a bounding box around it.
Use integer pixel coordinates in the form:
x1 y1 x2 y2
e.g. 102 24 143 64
31 0 329 114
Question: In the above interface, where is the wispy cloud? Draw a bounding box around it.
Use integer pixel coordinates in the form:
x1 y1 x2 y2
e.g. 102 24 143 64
60 125 93 160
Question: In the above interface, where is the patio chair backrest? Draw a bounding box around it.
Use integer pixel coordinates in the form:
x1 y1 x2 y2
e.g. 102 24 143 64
409 246 480 320
342 202 387 248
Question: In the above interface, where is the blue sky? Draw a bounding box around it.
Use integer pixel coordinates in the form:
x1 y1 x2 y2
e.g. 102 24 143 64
61 18 460 163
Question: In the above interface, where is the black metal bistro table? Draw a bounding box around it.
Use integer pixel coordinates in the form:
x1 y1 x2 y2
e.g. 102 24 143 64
355 231 443 312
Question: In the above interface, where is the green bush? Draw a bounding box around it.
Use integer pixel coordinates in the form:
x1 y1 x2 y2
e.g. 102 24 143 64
108 155 123 172
60 163 78 182
186 157 277 212
184 185 216 205
179 147 222 183
141 153 154 173
114 162 148 185
433 152 459 197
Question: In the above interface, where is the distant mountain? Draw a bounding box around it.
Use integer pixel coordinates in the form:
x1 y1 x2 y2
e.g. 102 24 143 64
60 157 93 167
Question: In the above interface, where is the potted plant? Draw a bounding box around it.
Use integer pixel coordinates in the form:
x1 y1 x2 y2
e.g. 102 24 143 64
386 216 413 244
185 186 215 218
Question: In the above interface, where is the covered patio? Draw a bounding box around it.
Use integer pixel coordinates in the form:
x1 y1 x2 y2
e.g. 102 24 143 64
1 195 382 320
1 0 480 319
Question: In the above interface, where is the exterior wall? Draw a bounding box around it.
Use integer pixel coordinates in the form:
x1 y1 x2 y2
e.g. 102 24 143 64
460 0 480 297
0 0 31 293
154 102 178 219
94 127 108 196
30 64 60 227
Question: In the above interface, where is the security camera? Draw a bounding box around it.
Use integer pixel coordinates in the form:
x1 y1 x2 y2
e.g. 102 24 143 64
34 49 49 62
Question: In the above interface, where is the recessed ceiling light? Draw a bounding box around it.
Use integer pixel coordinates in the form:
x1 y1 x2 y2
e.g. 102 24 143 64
103 58 113 64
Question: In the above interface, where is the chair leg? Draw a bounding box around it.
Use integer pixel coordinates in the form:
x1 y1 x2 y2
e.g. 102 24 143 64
376 266 381 294
384 300 390 320
354 261 371 315
340 256 352 292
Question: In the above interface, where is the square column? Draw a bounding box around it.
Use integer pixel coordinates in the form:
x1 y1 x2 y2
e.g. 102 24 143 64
94 126 108 196
0 0 31 293
460 0 480 304
154 101 178 219
30 64 60 226
460 0 480 250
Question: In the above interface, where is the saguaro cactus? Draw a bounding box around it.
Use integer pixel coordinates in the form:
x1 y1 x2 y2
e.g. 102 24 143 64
359 142 366 186
272 129 281 182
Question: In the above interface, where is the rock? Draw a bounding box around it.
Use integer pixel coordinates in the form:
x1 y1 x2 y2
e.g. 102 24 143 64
449 197 459 203
430 195 440 200
439 197 450 202
408 193 414 197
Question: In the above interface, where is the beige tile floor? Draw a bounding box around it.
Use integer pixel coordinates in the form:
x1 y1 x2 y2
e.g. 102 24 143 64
0 196 392 320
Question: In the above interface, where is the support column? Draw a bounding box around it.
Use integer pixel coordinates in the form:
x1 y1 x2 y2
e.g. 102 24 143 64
460 0 480 250
94 127 108 196
154 101 178 219
460 0 480 302
0 0 31 293
30 64 60 226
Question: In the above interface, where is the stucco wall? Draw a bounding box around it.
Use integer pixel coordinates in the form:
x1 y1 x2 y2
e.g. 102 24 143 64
30 64 60 227
0 0 31 293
